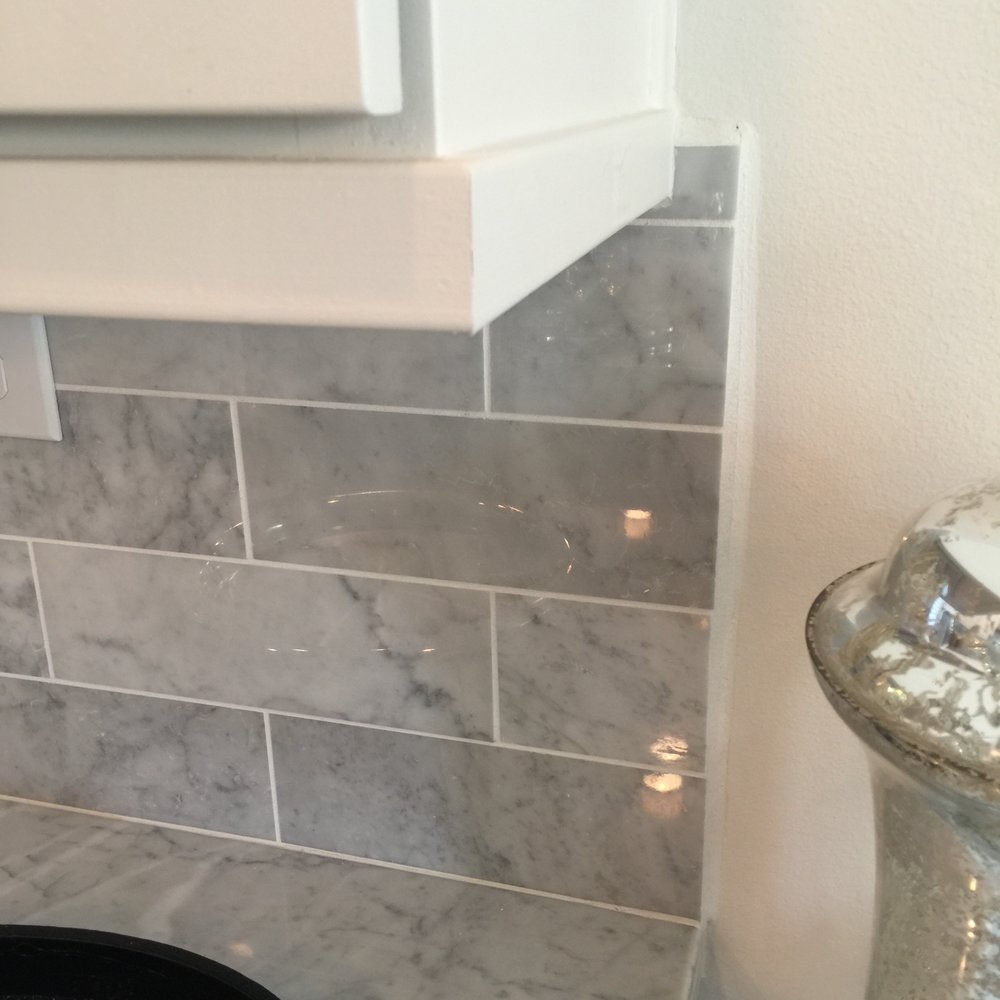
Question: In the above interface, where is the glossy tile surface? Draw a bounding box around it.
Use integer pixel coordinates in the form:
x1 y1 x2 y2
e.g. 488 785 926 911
645 146 740 220
491 227 733 426
0 541 46 678
271 717 705 916
37 543 493 739
48 317 484 410
497 596 709 768
0 800 698 1000
0 391 242 556
242 407 720 606
0 678 272 837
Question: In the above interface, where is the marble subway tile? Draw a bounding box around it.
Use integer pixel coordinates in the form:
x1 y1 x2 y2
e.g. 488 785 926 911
36 543 493 739
0 541 46 678
496 596 709 768
0 391 243 556
645 146 741 220
241 406 720 607
0 677 273 837
271 717 705 916
47 317 484 411
0 800 698 1000
490 227 733 426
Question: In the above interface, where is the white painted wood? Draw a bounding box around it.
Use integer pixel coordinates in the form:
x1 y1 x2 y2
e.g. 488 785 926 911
0 0 402 115
429 0 671 154
0 113 673 332
0 0 672 159
0 316 62 441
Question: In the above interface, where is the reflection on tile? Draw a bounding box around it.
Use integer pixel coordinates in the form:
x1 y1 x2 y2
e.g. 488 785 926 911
0 541 46 678
491 227 733 426
497 596 709 768
0 800 698 1000
0 391 242 556
645 146 740 220
47 317 484 411
37 543 493 739
271 717 704 916
0 677 272 837
242 407 720 607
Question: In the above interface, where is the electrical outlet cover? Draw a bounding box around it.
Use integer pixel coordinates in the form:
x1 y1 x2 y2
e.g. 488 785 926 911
0 315 62 441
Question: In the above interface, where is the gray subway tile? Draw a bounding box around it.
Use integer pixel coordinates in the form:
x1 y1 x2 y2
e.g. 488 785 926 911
645 146 741 220
491 227 733 426
0 799 698 1000
47 317 484 411
0 391 243 556
271 717 704 916
242 406 720 607
497 596 709 769
0 677 273 837
37 543 493 739
0 541 46 677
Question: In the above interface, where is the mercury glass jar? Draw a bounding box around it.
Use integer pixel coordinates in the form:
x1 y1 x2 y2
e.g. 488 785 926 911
806 477 1000 1000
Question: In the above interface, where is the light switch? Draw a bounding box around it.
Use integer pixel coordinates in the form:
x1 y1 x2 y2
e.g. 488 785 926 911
0 315 62 441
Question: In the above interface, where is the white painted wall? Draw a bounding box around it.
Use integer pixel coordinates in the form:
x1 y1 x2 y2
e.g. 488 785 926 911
677 3 1000 999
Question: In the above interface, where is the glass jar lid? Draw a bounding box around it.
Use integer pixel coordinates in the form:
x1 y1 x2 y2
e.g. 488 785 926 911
807 477 1000 793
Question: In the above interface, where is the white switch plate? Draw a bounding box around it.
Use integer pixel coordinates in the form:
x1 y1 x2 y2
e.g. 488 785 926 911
0 315 62 441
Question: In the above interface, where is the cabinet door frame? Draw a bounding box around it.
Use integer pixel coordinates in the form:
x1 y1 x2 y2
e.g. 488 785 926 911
0 0 401 115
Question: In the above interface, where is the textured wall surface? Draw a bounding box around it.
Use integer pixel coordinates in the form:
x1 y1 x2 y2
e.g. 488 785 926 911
0 148 740 932
677 4 1000 999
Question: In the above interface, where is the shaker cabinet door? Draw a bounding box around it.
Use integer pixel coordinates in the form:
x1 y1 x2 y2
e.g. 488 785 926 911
0 0 401 115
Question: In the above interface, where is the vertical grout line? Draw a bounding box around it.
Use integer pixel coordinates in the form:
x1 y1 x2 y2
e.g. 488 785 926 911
481 324 492 413
230 400 255 560
27 541 56 680
263 711 282 843
489 592 501 742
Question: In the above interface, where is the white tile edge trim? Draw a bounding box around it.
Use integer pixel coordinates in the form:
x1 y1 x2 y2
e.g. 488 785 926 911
262 710 282 843
229 399 255 560
26 541 55 680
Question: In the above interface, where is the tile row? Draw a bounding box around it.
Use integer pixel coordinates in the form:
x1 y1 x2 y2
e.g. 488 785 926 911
0 800 699 1000
0 674 704 916
0 541 709 765
47 222 733 429
0 392 721 606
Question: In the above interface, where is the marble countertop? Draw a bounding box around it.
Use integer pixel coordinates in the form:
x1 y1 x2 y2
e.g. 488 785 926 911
0 799 697 1000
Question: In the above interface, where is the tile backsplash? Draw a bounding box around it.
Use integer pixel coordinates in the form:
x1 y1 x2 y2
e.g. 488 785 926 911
0 145 738 925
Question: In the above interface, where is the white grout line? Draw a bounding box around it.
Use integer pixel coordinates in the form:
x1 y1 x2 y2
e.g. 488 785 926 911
0 670 706 778
26 542 56 680
228 400 255 560
5 536 713 617
0 792 701 929
54 384 722 436
487 411 723 435
262 711 282 843
489 592 501 742
629 218 735 229
481 323 492 413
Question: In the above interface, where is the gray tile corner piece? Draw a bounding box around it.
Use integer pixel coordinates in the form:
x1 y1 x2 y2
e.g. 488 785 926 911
0 540 47 678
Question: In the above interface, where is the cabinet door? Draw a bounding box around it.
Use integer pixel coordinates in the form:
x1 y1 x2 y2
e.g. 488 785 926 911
0 0 401 114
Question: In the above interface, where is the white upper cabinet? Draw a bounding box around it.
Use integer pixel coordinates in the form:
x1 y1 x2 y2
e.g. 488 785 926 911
0 1 678 332
0 0 402 115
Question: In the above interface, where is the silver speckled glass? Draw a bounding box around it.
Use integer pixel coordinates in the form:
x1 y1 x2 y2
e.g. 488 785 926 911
808 477 1000 1000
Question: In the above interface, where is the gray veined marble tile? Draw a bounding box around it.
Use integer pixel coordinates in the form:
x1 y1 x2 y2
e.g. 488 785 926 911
241 406 720 607
645 146 741 220
271 716 705 916
0 540 46 678
36 543 493 739
0 800 698 1000
496 596 709 769
47 316 484 410
490 227 734 426
0 677 273 837
0 391 243 556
